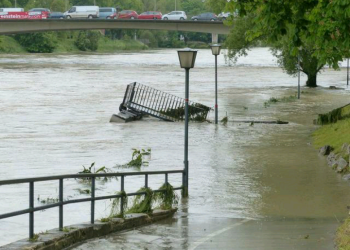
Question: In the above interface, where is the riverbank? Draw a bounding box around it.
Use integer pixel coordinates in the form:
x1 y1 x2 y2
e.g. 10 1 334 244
313 105 350 249
0 35 148 54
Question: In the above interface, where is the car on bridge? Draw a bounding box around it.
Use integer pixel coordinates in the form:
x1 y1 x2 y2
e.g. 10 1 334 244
162 11 187 20
191 12 218 21
117 10 138 20
138 11 162 20
48 12 64 19
64 6 99 19
99 7 117 19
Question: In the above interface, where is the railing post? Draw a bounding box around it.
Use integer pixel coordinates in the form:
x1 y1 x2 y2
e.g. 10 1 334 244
59 179 63 230
165 173 168 185
120 175 125 215
145 174 148 188
29 181 34 239
91 177 95 224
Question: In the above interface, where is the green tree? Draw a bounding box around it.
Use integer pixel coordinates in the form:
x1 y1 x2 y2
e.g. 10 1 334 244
14 32 57 53
182 0 209 17
74 30 100 51
0 0 12 7
218 0 350 87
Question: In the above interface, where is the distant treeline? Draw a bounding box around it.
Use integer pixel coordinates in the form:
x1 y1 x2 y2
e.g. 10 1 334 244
0 29 227 53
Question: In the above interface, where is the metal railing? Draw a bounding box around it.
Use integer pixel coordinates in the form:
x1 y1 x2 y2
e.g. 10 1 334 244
0 170 184 239
120 82 211 122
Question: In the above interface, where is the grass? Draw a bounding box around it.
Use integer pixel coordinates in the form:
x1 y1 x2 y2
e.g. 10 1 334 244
313 118 350 154
0 35 26 53
98 37 148 52
336 217 350 250
264 95 297 108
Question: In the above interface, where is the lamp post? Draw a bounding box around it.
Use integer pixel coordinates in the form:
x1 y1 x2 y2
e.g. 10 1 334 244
177 48 198 197
211 44 222 124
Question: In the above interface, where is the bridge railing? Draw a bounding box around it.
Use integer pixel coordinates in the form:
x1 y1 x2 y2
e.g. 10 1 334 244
0 170 184 239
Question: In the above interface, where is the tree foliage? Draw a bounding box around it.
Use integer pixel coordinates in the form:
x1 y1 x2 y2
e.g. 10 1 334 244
216 0 350 87
14 32 57 53
74 30 101 51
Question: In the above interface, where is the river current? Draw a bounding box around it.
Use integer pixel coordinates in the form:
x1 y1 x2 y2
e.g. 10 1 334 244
0 48 350 247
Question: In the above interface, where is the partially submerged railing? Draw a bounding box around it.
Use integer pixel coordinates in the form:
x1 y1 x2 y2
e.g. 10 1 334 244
0 170 184 239
120 82 211 122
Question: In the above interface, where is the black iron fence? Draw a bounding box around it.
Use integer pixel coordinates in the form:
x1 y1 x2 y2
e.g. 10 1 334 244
120 82 211 122
0 170 184 239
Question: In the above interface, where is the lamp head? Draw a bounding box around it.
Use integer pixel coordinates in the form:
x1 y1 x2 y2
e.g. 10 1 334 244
177 48 198 69
211 44 222 56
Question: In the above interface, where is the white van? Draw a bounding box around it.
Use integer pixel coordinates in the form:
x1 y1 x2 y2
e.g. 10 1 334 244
0 8 24 12
64 6 99 19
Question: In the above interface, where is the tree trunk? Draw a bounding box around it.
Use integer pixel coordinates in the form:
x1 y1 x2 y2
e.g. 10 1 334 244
306 73 317 87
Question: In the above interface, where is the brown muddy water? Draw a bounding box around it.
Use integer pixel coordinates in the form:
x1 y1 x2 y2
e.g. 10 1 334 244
0 48 350 248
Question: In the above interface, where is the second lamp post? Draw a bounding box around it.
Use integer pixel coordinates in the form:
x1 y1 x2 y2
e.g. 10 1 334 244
177 48 197 197
211 44 222 124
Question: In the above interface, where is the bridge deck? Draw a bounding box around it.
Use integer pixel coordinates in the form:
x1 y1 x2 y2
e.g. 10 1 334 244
0 19 230 35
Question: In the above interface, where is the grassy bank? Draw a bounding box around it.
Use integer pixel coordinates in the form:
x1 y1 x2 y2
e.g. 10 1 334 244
336 218 350 250
313 105 350 249
0 36 26 53
313 118 350 154
0 35 147 54
97 37 148 52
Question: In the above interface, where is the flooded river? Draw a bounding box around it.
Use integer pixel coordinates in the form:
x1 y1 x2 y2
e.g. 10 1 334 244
1 48 350 248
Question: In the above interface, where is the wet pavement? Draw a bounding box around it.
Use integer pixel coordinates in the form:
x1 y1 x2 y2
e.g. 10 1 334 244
0 49 350 248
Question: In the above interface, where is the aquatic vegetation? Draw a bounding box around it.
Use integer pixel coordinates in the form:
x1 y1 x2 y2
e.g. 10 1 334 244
108 191 128 219
161 103 211 122
264 95 297 107
128 187 154 214
37 195 59 204
28 234 39 242
221 116 228 125
154 183 179 210
121 148 151 169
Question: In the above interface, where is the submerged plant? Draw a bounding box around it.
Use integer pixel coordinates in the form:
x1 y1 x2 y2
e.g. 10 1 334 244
264 95 297 107
121 148 151 169
78 162 116 182
154 183 179 210
221 116 228 125
128 187 154 214
108 191 128 219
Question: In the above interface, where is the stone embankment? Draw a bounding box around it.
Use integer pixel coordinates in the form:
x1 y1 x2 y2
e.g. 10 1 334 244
1 209 176 250
319 144 350 175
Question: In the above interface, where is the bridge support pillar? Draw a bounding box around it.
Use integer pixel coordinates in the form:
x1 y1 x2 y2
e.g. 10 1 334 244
212 33 218 44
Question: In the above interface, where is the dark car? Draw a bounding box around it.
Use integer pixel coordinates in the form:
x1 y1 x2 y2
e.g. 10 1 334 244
191 12 218 21
48 12 64 19
117 10 138 19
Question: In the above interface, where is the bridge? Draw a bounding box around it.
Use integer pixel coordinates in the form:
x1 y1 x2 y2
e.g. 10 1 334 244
0 19 230 43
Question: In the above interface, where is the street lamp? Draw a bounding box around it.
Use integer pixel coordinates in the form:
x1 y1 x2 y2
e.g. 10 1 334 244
211 44 222 124
177 48 198 197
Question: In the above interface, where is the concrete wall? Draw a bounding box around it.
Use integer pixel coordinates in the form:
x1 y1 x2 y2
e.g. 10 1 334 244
0 209 177 250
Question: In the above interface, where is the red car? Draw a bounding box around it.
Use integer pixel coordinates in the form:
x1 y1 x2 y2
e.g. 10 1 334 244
138 11 162 20
117 10 138 20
